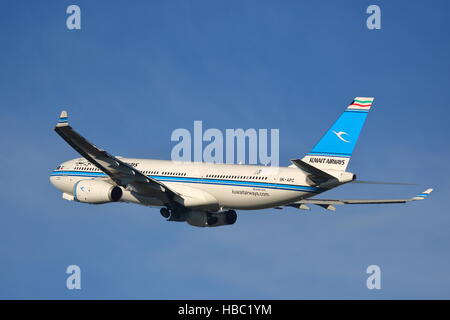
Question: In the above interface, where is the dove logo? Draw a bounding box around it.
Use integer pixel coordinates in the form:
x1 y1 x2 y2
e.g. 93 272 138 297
332 130 351 143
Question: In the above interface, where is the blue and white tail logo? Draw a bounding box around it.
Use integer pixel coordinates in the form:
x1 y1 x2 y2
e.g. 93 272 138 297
302 97 374 171
332 130 351 143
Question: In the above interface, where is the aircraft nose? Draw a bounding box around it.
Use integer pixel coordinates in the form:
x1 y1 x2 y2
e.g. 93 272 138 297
49 175 57 187
49 169 63 191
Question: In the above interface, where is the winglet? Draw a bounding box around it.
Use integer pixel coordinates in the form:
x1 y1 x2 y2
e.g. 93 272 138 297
56 110 69 127
412 188 433 201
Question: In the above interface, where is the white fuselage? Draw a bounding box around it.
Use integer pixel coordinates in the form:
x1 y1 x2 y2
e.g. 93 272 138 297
49 157 327 210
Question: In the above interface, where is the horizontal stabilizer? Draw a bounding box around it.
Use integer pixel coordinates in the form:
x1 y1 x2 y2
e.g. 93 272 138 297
290 159 336 184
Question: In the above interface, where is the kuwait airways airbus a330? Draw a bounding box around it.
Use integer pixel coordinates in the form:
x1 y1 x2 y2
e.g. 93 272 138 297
50 97 432 227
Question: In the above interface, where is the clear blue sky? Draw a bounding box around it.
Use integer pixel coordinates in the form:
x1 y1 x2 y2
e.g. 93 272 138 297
1 0 449 299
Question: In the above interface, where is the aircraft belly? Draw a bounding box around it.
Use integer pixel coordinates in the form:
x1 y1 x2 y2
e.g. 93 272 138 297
176 182 308 210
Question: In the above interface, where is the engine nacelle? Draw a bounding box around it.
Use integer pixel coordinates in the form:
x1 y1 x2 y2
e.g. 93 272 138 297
186 210 237 227
73 180 122 204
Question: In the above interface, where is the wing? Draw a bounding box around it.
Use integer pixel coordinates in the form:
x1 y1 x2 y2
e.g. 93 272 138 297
54 111 179 204
287 188 433 211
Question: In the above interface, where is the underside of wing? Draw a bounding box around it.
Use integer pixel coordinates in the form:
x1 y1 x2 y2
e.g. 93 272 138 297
54 111 179 204
286 188 433 211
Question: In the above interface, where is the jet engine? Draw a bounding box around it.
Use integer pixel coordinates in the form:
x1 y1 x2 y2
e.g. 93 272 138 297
73 180 123 204
186 210 237 227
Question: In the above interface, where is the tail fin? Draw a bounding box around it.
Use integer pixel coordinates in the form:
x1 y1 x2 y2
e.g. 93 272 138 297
302 97 374 171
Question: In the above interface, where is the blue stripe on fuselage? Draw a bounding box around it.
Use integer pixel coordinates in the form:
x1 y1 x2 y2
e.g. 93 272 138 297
51 170 323 193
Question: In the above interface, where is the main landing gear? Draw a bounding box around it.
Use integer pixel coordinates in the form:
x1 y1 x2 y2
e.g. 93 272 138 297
224 210 237 225
160 207 238 227
160 207 170 219
206 210 237 226
160 205 183 221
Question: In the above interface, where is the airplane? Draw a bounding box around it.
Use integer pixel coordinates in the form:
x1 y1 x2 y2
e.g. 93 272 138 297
49 97 433 227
